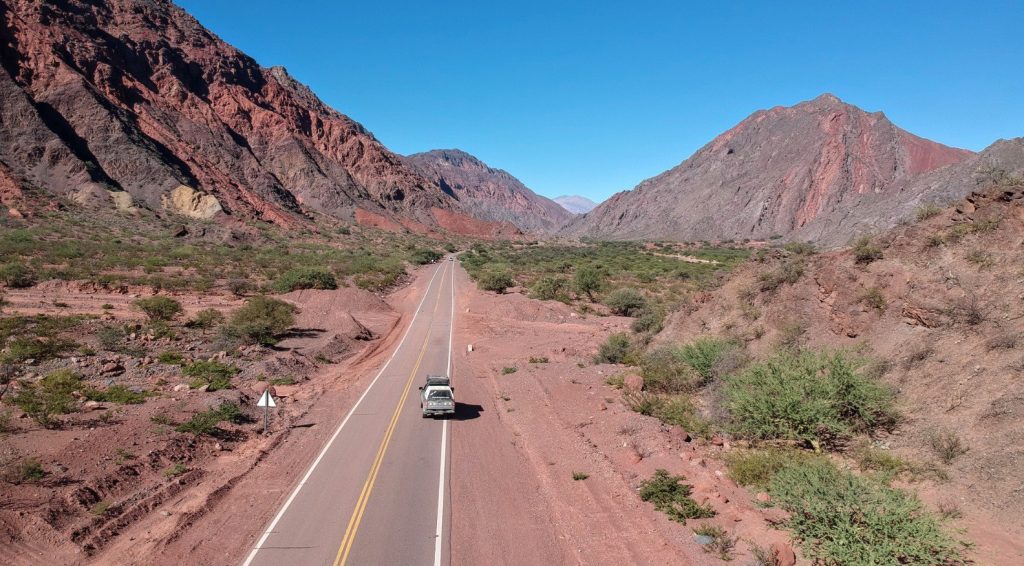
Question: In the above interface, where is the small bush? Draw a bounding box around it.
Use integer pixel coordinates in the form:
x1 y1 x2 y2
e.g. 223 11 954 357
638 469 715 523
83 384 151 405
13 459 47 483
10 369 82 427
501 366 517 375
182 360 239 391
985 333 1018 351
223 296 296 345
724 448 822 489
915 204 943 221
965 249 995 269
409 249 443 265
530 276 568 302
175 402 245 435
927 429 969 465
1 335 77 363
188 308 225 329
133 296 182 321
273 267 337 293
228 279 255 297
758 259 805 292
528 356 549 364
572 471 589 481
157 351 185 365
692 524 736 560
859 287 887 311
604 287 648 317
641 338 740 393
725 350 898 448
0 262 37 288
594 333 632 364
164 462 187 477
852 236 883 264
630 310 664 334
769 459 966 565
574 266 602 300
782 241 816 256
477 270 515 294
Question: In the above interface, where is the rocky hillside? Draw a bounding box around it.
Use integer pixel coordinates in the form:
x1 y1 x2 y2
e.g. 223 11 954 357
403 149 573 233
564 94 974 246
553 195 597 214
0 0 505 235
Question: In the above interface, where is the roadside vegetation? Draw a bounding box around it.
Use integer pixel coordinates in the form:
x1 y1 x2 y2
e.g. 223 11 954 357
460 241 749 314
0 209 447 295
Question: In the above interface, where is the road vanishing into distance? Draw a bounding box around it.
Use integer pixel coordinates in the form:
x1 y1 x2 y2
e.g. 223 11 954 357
244 258 457 566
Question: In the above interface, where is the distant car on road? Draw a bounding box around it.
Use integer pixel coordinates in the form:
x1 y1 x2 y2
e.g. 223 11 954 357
419 375 455 418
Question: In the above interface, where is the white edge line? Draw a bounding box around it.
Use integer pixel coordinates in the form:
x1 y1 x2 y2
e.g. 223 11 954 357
242 263 445 566
434 256 455 566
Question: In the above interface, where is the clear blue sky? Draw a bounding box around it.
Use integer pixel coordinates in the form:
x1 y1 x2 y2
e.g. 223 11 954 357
177 0 1022 203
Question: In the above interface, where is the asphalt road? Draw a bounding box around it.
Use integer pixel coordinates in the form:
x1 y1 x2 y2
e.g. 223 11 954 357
243 258 456 566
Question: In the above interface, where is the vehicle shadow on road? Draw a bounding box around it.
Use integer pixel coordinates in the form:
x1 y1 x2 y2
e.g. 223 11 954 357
450 403 483 421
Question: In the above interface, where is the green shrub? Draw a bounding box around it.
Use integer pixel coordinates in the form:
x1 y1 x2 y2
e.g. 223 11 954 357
1 335 77 363
724 448 823 489
640 338 740 392
915 204 943 222
223 296 296 345
133 296 183 321
782 241 816 256
594 332 632 364
758 259 805 291
0 262 37 288
188 308 225 329
572 471 589 481
927 429 969 465
15 458 46 481
630 310 664 334
574 266 602 300
859 287 887 311
182 360 239 391
604 287 648 317
853 236 883 264
692 524 736 560
638 469 715 523
478 270 514 294
528 356 548 364
175 402 246 436
83 385 151 405
769 459 966 565
409 249 443 265
725 350 897 448
501 366 517 375
157 351 185 365
10 369 82 427
530 276 568 301
273 267 338 293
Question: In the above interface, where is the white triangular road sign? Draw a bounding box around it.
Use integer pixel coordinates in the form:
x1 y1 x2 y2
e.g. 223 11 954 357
257 389 276 408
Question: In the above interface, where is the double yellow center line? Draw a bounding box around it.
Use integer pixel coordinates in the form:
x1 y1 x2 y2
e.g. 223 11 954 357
332 263 448 566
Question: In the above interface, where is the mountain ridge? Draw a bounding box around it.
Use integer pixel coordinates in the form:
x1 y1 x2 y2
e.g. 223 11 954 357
564 94 975 246
403 148 573 233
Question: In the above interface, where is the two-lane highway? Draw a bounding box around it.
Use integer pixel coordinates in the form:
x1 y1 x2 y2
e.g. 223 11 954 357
244 258 456 566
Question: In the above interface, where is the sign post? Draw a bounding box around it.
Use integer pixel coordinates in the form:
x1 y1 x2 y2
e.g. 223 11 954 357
256 389 277 433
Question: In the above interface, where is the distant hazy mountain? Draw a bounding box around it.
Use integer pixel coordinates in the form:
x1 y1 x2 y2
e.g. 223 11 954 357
403 149 573 233
554 195 598 214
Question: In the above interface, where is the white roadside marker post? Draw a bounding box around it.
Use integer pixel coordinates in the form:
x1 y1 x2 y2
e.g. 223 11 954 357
256 388 277 434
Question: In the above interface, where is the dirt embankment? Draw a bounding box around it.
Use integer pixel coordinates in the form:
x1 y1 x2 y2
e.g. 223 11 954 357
657 184 1024 564
0 273 426 565
450 269 795 565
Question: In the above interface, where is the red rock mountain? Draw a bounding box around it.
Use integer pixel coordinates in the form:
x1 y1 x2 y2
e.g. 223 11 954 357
403 149 573 233
0 0 508 235
564 94 975 246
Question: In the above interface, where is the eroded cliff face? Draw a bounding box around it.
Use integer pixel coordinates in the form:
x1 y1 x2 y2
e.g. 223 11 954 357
565 94 974 246
404 149 573 233
0 0 463 229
